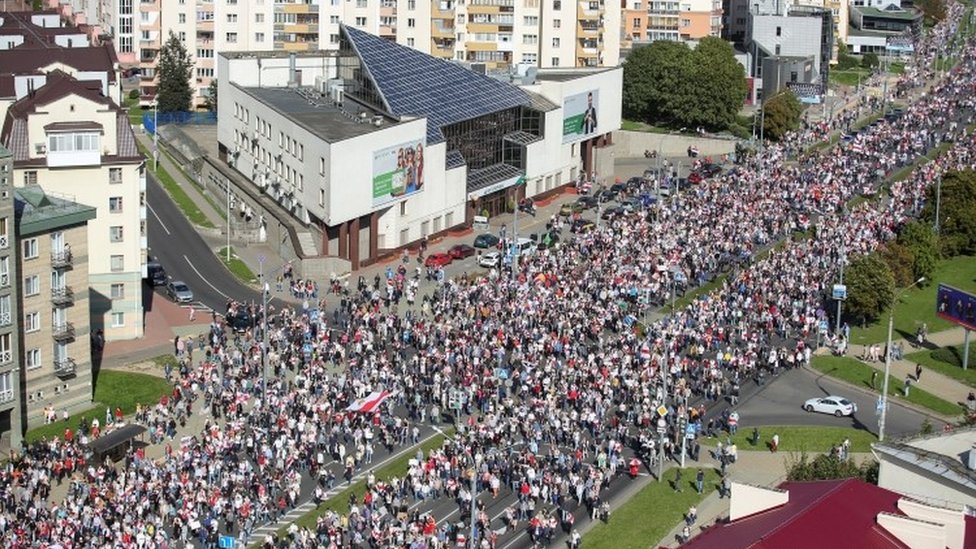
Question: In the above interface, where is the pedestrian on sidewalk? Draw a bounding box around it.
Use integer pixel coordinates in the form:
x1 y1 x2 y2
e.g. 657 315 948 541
719 475 731 499
189 306 196 322
696 469 705 494
686 505 697 525
915 364 922 382
871 370 878 389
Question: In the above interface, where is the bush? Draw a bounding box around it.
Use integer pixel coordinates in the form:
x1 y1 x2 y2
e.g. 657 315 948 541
787 453 878 483
929 345 976 369
861 53 880 70
128 89 140 100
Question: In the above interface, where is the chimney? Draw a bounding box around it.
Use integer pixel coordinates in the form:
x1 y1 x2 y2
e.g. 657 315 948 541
968 444 976 471
288 53 297 88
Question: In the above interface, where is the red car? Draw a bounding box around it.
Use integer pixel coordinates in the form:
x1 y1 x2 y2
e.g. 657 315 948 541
448 244 476 259
688 171 704 184
424 253 453 268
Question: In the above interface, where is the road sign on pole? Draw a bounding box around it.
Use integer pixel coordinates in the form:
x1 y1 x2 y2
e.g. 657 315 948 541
219 536 237 549
656 405 668 418
656 418 666 434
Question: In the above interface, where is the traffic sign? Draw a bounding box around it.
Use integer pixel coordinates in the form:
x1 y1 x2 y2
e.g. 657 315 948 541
219 536 237 549
819 319 829 332
656 418 666 433
876 398 884 415
656 405 668 417
832 284 847 300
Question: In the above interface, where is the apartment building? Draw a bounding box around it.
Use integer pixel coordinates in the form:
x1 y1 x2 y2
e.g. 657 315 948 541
0 145 21 449
620 0 722 52
1 70 147 341
15 185 95 429
320 0 622 71
137 0 314 108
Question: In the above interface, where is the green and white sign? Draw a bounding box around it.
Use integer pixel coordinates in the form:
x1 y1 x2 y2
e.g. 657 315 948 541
562 89 600 144
372 139 425 207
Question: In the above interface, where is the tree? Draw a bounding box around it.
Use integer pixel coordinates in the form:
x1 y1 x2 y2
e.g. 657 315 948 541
879 242 916 288
157 31 193 113
861 52 880 70
762 90 803 141
915 0 946 24
845 253 895 324
787 453 878 483
922 170 976 257
668 37 748 130
622 41 692 124
204 80 218 113
896 221 939 283
836 40 858 71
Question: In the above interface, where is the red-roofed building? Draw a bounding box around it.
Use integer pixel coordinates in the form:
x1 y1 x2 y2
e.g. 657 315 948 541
677 478 974 549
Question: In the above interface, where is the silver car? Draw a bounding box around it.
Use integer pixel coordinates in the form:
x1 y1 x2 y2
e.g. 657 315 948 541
166 280 194 303
479 251 501 268
804 396 857 417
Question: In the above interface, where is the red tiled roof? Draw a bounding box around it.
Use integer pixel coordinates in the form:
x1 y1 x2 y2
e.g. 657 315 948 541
0 43 117 82
680 479 911 549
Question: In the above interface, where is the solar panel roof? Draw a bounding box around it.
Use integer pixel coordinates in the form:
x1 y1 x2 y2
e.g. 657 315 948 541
342 25 531 144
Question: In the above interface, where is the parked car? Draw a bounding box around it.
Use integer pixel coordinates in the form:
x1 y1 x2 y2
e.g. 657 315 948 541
147 260 167 287
803 396 857 417
424 253 453 268
227 310 254 333
688 171 704 185
577 196 598 209
610 182 627 196
448 244 476 259
473 233 500 249
166 280 194 303
619 198 641 213
601 206 623 220
595 189 616 203
512 237 537 255
570 218 596 233
700 163 723 178
479 251 501 268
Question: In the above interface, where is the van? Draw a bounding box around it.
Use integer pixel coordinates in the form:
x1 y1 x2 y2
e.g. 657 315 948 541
513 237 536 256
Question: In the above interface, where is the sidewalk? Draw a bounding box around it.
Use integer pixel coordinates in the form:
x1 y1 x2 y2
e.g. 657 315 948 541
138 133 226 231
656 451 873 548
846 327 971 407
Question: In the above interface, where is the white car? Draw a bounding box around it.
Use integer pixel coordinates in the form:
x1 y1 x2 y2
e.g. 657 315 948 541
479 251 501 268
804 396 857 417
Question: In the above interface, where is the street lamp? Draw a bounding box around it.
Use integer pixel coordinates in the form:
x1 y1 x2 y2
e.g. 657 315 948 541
152 98 159 171
878 276 925 442
657 127 686 212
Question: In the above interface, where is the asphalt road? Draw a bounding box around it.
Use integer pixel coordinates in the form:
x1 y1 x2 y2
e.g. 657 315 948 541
146 173 265 312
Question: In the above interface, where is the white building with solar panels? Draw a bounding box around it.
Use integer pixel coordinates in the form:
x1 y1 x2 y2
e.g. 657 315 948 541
216 24 621 270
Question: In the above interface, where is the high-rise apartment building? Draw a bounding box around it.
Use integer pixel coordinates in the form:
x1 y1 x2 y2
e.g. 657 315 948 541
621 0 723 50
0 144 21 449
137 0 317 108
320 0 622 70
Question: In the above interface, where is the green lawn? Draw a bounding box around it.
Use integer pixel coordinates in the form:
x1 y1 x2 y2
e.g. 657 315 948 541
906 345 976 388
811 355 962 416
850 256 976 345
218 247 258 284
716 425 877 453
584 468 720 549
124 95 145 126
25 369 173 443
888 62 906 75
621 119 673 134
136 142 215 228
830 69 870 87
284 430 452 535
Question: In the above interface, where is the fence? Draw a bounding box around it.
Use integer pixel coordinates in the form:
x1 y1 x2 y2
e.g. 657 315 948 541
142 111 217 134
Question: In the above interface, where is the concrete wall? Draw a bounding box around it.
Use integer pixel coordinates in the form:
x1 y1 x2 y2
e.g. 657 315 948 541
611 131 737 158
878 457 976 510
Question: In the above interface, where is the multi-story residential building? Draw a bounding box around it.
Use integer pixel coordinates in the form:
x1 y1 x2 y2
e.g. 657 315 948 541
14 185 94 429
620 0 722 53
137 0 311 108
0 144 21 449
1 70 147 341
321 0 621 71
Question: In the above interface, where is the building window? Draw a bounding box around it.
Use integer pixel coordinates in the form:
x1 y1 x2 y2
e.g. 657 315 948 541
23 238 38 259
0 296 9 325
407 38 415 47
319 189 325 206
111 283 125 299
23 275 39 296
775 44 781 55
179 13 186 23
109 197 123 212
551 57 560 66
23 171 37 185
226 32 238 43
0 371 12 402
110 226 124 242
110 167 123 184
400 200 407 217
552 37 560 47
111 312 125 327
776 26 782 36
355 17 366 26
407 0 415 8
110 255 124 272
524 16 539 26
553 19 561 28
255 32 265 42
25 311 39 332
26 349 41 370
48 133 99 152
408 18 416 27
227 13 237 23
256 13 264 22
633 17 641 29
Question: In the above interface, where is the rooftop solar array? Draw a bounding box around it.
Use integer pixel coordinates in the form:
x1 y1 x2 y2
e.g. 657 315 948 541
343 25 531 144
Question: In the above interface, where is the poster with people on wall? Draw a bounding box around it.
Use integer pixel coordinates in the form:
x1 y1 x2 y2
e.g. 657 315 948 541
372 139 425 207
562 90 600 143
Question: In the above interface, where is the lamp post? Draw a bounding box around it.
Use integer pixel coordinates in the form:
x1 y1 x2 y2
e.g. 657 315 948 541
259 255 268 411
656 127 686 214
657 335 669 482
934 175 942 233
152 99 159 171
470 453 481 547
879 276 926 442
836 247 847 335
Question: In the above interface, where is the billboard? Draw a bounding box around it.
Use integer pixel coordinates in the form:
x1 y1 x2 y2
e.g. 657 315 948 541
937 284 976 331
562 89 600 144
372 139 425 207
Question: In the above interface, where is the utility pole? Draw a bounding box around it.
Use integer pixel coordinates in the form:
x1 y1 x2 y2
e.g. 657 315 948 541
935 175 942 233
657 337 669 482
511 185 520 281
879 277 925 441
152 99 159 171
259 255 268 421
470 456 479 547
836 248 846 335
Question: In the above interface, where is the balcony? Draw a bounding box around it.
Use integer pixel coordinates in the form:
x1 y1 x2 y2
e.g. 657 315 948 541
51 286 74 306
53 322 75 341
51 250 73 269
54 358 76 377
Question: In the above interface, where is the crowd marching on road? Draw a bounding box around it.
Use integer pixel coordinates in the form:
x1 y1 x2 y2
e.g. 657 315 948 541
1 4 975 548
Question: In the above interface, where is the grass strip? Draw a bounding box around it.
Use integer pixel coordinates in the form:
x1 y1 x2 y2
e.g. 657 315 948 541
714 425 877 453
25 369 173 443
281 430 452 536
811 355 962 416
906 346 976 388
218 247 258 284
584 468 720 549
136 141 216 228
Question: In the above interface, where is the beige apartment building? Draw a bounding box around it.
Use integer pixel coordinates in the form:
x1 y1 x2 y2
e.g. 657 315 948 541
0 144 21 449
15 185 95 428
1 70 147 341
321 0 622 71
621 0 723 51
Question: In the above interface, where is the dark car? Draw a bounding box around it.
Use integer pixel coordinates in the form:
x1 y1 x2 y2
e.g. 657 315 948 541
594 189 616 203
688 171 704 185
601 206 623 220
227 310 254 333
700 163 723 177
610 183 627 196
424 253 453 268
448 244 476 259
570 218 596 233
626 176 643 188
147 260 167 286
577 196 598 209
473 233 500 249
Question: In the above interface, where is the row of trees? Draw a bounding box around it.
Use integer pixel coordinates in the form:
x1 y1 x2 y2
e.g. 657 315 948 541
623 38 748 133
843 170 976 324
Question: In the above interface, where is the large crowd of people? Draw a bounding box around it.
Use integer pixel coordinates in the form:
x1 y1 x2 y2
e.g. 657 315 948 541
1 5 974 548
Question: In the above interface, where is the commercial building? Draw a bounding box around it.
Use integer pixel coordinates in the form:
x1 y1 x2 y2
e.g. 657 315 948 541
0 144 21 449
724 0 845 62
14 185 95 429
217 24 621 271
320 0 621 70
746 4 833 101
1 70 147 341
873 429 976 511
846 1 921 54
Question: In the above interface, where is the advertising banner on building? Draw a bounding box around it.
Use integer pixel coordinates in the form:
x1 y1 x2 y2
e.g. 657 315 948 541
937 284 976 331
562 90 600 144
372 139 425 207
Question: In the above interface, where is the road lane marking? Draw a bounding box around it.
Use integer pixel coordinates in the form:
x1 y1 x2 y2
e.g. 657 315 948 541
147 203 171 236
183 254 231 300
